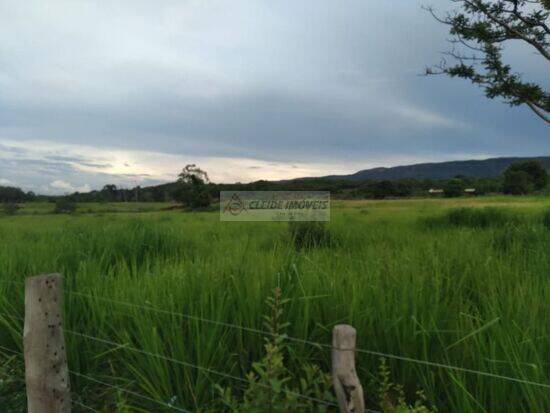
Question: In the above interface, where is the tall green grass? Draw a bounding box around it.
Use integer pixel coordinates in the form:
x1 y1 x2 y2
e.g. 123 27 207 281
0 199 549 412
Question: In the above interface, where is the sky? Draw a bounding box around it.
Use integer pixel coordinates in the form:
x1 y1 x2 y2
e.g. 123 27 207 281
0 0 548 194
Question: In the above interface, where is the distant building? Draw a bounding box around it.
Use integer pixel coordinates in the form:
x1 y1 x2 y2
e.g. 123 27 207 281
464 188 476 194
428 188 444 194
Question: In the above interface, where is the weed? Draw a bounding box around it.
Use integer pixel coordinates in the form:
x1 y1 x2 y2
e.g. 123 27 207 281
217 288 335 412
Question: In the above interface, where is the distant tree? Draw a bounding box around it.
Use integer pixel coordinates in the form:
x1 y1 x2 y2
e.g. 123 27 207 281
502 160 547 194
505 160 548 190
372 180 396 199
444 178 465 197
101 184 118 202
0 186 28 203
151 187 168 202
425 0 549 123
174 164 212 210
502 170 534 194
54 198 77 214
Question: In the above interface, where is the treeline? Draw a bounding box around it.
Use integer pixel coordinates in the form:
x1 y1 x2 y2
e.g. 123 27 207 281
0 186 37 203
1 160 547 205
41 176 505 203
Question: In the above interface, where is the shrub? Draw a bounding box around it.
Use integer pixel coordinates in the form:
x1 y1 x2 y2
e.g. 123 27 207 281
217 289 437 413
377 358 436 413
53 198 77 214
216 288 335 412
2 202 19 215
289 221 332 249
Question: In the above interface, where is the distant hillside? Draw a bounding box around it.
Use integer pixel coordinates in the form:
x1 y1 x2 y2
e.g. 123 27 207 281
320 156 550 181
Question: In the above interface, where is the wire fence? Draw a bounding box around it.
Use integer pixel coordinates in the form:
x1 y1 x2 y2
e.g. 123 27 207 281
1 277 550 413
67 289 550 389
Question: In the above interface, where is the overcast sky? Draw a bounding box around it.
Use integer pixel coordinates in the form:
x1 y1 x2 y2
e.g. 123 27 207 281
0 0 548 194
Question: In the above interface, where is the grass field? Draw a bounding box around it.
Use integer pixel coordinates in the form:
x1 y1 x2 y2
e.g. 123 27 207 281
1 196 549 412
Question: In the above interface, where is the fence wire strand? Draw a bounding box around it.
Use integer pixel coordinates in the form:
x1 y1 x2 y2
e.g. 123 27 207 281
70 370 193 413
73 400 103 413
64 328 340 409
65 292 550 390
0 345 118 413
2 277 550 405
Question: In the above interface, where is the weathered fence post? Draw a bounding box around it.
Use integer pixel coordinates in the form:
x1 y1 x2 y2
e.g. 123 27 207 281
332 324 365 413
24 273 71 413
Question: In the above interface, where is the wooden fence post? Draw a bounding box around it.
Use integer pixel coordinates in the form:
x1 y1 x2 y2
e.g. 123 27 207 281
332 324 365 413
24 273 71 413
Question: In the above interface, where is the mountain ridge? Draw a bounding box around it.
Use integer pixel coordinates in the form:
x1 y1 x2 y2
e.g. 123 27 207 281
305 156 550 181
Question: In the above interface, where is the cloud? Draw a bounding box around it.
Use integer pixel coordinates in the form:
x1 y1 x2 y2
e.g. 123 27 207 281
0 137 496 194
0 178 11 185
0 0 547 192
50 180 90 193
394 106 467 128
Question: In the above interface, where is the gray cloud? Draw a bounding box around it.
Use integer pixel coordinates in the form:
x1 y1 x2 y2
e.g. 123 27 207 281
0 0 548 192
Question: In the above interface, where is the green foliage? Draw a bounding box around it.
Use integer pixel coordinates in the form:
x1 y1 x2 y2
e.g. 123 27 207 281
376 358 436 413
54 198 77 214
424 207 521 229
502 170 534 195
492 223 550 252
504 161 548 192
2 202 19 216
542 209 550 230
443 179 464 198
217 288 335 412
289 221 332 249
0 186 33 203
426 0 549 122
0 355 26 412
0 198 549 412
174 164 212 210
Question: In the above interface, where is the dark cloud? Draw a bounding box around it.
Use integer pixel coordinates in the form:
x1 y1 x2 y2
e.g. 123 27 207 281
0 0 547 192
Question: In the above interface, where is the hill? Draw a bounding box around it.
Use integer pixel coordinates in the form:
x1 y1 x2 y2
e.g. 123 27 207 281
319 156 550 181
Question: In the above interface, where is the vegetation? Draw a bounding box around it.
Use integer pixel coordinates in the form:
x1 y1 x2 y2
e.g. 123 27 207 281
424 207 522 229
543 208 550 229
0 186 35 203
173 164 212 210
2 202 19 216
443 178 465 197
0 197 549 412
503 160 548 194
54 198 77 214
426 0 550 123
217 288 336 412
289 221 333 250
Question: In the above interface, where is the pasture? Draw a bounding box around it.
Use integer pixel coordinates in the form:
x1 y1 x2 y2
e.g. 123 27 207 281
1 196 549 412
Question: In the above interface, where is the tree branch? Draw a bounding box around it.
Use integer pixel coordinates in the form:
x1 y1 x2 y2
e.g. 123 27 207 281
526 100 550 122
464 0 550 61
